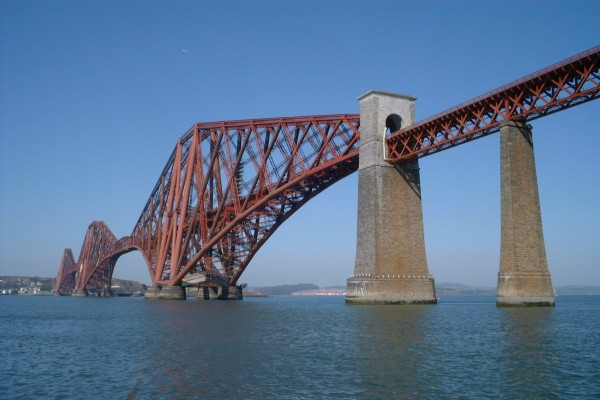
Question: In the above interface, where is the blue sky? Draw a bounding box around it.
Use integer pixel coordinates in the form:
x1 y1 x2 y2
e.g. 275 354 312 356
1 1 598 288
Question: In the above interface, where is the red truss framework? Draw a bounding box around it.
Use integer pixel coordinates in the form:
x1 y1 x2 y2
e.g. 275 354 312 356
53 249 76 294
132 114 360 287
55 115 360 293
71 221 141 292
386 45 600 161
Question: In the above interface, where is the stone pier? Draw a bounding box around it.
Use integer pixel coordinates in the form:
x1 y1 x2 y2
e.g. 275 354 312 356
144 286 161 299
346 90 436 305
197 286 243 300
159 285 186 300
72 289 87 297
144 284 243 300
143 285 186 300
497 122 555 307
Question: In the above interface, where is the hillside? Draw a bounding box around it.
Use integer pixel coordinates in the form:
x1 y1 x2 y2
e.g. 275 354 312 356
436 283 496 296
0 276 54 293
0 276 146 294
555 285 600 295
249 283 318 296
248 282 600 296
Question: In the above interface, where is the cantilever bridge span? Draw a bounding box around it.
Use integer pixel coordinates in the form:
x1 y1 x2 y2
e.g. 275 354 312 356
55 115 362 296
55 46 599 301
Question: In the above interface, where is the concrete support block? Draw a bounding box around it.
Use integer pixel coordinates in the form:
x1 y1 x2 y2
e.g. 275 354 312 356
72 289 87 297
347 90 436 305
346 276 436 304
497 122 554 307
144 286 162 299
197 286 243 300
159 285 186 300
222 285 243 300
197 287 219 300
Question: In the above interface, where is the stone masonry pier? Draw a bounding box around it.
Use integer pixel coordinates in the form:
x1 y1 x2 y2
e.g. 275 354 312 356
497 122 555 306
346 90 437 305
347 92 555 306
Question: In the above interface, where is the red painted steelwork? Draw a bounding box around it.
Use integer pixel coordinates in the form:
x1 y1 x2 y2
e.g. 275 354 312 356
386 45 600 161
70 222 144 293
55 115 361 293
133 115 360 287
53 249 77 294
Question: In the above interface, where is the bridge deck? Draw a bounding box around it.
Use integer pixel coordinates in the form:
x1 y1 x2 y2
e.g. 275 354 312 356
387 45 600 161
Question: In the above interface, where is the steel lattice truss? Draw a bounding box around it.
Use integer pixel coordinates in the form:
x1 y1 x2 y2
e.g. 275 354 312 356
70 222 139 292
53 249 76 294
387 46 600 161
56 115 360 293
131 115 360 287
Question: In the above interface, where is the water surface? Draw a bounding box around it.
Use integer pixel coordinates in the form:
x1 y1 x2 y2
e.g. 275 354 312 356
1 295 598 399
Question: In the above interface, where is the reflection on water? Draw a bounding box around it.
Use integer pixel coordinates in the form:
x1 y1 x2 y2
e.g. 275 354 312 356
351 305 435 397
1 295 599 399
499 308 558 398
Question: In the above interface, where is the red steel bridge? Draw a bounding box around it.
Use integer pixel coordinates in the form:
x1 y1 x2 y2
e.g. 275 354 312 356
55 46 600 296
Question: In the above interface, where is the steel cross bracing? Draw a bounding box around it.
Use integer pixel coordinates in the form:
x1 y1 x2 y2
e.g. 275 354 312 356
386 45 600 161
131 115 360 287
55 115 360 293
53 249 76 294
67 221 140 293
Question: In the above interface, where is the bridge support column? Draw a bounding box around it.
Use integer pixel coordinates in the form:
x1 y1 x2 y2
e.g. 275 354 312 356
497 122 554 307
72 289 87 297
197 286 243 300
197 287 220 300
346 90 436 305
159 285 186 300
143 285 186 299
144 286 161 299
221 285 243 300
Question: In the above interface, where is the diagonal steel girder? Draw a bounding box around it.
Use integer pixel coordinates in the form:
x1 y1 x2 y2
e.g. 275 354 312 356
53 248 77 294
129 115 360 287
67 222 141 292
386 45 600 161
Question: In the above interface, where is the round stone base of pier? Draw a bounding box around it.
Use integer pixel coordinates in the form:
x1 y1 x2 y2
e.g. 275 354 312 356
223 285 243 300
496 297 555 307
197 287 220 300
496 274 555 307
144 286 162 299
345 276 437 305
72 289 87 297
197 286 243 300
159 285 186 300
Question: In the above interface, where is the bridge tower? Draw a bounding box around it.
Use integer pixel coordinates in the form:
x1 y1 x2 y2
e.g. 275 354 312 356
497 122 555 306
346 90 437 304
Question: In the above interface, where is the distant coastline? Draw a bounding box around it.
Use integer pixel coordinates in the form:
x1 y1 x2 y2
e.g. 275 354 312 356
0 276 145 296
2 276 599 296
247 282 600 297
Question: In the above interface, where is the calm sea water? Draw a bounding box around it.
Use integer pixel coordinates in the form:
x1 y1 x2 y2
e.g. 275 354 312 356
1 295 599 399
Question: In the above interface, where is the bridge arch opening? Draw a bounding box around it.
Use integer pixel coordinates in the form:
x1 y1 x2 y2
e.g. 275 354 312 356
386 113 403 134
112 250 152 287
242 174 358 288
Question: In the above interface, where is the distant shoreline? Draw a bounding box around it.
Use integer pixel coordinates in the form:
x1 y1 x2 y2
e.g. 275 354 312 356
2 276 599 296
